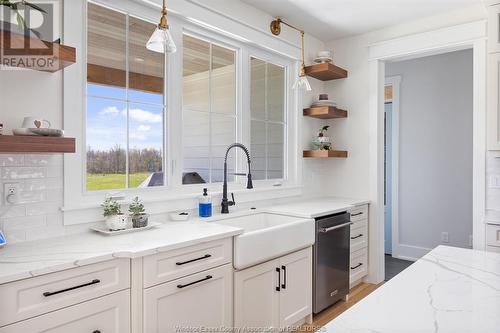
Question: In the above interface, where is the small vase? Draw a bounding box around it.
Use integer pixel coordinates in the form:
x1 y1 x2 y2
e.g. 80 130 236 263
105 214 128 231
131 214 149 228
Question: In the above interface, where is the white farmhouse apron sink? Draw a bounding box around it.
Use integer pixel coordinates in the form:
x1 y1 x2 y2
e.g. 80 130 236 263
215 213 315 270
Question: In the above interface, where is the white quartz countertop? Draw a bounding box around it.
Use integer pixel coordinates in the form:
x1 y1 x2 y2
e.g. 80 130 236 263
266 197 369 218
325 246 500 333
0 221 242 285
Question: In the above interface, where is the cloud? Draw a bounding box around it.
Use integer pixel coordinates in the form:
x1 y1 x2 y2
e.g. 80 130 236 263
100 106 120 115
130 133 147 141
99 107 162 124
137 125 151 132
128 108 162 124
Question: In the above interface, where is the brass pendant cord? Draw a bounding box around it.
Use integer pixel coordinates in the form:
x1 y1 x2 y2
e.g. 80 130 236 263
159 0 168 29
270 18 306 76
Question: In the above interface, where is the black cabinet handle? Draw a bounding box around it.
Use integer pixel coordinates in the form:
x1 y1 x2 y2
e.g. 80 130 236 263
351 234 363 240
43 279 101 297
281 265 287 289
93 331 101 333
351 263 363 270
276 267 281 291
176 254 211 266
177 275 212 289
351 212 363 217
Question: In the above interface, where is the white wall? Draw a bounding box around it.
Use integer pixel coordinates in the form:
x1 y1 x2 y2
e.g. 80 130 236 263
322 5 485 202
0 0 328 243
386 50 473 254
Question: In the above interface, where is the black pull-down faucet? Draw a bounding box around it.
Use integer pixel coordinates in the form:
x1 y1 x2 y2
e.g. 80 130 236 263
221 143 253 214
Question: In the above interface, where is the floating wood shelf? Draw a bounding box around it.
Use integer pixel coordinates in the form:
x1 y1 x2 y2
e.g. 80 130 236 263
0 135 76 153
303 150 348 158
304 63 348 81
0 30 76 73
303 106 348 119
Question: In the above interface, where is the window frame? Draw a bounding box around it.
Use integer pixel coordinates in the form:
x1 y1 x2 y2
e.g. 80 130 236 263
63 0 300 215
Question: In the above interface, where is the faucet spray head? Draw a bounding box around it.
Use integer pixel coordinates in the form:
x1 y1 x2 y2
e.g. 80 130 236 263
247 173 253 189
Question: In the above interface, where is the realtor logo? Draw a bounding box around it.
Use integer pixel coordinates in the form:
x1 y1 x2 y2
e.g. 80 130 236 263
0 1 59 71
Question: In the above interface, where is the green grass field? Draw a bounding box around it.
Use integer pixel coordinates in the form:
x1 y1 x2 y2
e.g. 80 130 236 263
87 173 151 191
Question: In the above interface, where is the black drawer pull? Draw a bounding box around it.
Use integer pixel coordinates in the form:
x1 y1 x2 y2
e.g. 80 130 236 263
276 267 281 291
43 279 100 297
351 263 363 270
281 265 287 289
93 331 101 333
177 275 212 288
176 254 212 266
351 234 363 240
351 212 363 217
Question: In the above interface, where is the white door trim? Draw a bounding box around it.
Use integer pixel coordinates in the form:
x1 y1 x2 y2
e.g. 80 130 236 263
385 76 401 259
366 20 487 284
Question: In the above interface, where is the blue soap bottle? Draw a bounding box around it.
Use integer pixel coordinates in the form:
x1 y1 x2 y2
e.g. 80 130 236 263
199 188 212 218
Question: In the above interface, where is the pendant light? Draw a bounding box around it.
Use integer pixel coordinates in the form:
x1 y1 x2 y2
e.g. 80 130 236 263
270 18 311 91
146 0 177 54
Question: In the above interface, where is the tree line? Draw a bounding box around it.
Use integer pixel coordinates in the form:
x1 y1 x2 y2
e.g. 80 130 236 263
87 145 162 174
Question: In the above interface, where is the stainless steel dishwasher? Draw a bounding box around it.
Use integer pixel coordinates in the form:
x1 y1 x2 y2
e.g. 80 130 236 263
313 211 351 314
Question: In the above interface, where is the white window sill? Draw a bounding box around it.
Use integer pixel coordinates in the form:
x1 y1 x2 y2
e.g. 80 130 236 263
61 184 303 225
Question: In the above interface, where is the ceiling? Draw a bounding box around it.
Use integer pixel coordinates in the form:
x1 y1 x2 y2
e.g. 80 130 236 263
241 0 483 41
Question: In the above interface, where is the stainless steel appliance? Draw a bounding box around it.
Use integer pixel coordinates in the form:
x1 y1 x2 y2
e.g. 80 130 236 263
313 211 351 314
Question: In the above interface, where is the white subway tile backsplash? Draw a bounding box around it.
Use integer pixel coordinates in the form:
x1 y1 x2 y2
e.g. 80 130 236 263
1 215 46 231
1 167 46 180
0 154 65 244
0 155 24 167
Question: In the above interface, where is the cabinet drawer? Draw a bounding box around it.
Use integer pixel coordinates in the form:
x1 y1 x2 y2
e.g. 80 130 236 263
349 205 368 222
349 248 368 284
350 222 368 253
487 245 500 253
487 224 500 247
0 290 130 333
143 238 232 288
0 259 130 327
144 264 233 333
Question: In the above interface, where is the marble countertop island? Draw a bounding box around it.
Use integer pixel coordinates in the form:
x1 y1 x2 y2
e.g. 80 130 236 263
325 246 500 333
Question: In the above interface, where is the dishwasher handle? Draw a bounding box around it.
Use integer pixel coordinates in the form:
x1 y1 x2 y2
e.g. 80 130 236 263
319 222 353 233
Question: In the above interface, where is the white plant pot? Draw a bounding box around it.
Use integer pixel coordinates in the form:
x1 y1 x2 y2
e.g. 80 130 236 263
105 214 128 231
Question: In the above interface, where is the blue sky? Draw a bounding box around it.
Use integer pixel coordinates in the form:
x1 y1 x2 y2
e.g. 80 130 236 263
86 84 164 151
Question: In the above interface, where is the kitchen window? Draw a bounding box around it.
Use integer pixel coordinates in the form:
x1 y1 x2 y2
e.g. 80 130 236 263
250 57 286 180
86 2 165 191
182 34 237 185
63 0 299 213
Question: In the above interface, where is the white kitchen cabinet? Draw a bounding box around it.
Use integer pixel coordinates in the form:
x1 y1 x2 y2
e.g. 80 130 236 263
278 248 312 327
0 290 130 333
349 204 369 288
489 5 500 53
143 264 233 333
234 247 312 330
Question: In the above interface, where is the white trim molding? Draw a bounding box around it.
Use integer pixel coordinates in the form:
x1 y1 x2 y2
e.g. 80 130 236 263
384 76 401 259
366 20 487 285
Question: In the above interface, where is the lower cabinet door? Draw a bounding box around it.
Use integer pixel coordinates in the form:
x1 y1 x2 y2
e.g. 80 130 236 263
234 258 281 330
279 247 312 328
143 264 233 333
0 290 130 333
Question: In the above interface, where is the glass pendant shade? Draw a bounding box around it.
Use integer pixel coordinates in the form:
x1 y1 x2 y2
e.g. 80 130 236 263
146 26 177 54
293 75 312 91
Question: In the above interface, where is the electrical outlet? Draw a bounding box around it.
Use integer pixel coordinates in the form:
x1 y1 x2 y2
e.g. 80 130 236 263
3 183 19 205
489 175 500 189
441 232 449 244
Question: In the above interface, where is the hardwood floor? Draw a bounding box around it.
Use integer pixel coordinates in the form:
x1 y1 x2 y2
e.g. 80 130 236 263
301 283 382 331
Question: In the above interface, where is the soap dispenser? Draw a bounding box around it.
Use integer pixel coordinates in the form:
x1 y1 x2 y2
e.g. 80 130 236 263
199 188 212 218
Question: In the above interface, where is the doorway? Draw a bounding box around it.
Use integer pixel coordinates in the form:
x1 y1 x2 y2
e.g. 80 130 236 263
382 51 474 281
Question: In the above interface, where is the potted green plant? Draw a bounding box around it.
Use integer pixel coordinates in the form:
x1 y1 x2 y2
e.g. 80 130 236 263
101 198 127 231
129 197 149 228
312 125 332 150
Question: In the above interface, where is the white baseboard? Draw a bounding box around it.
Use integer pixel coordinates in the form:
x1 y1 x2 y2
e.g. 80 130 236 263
394 244 433 261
